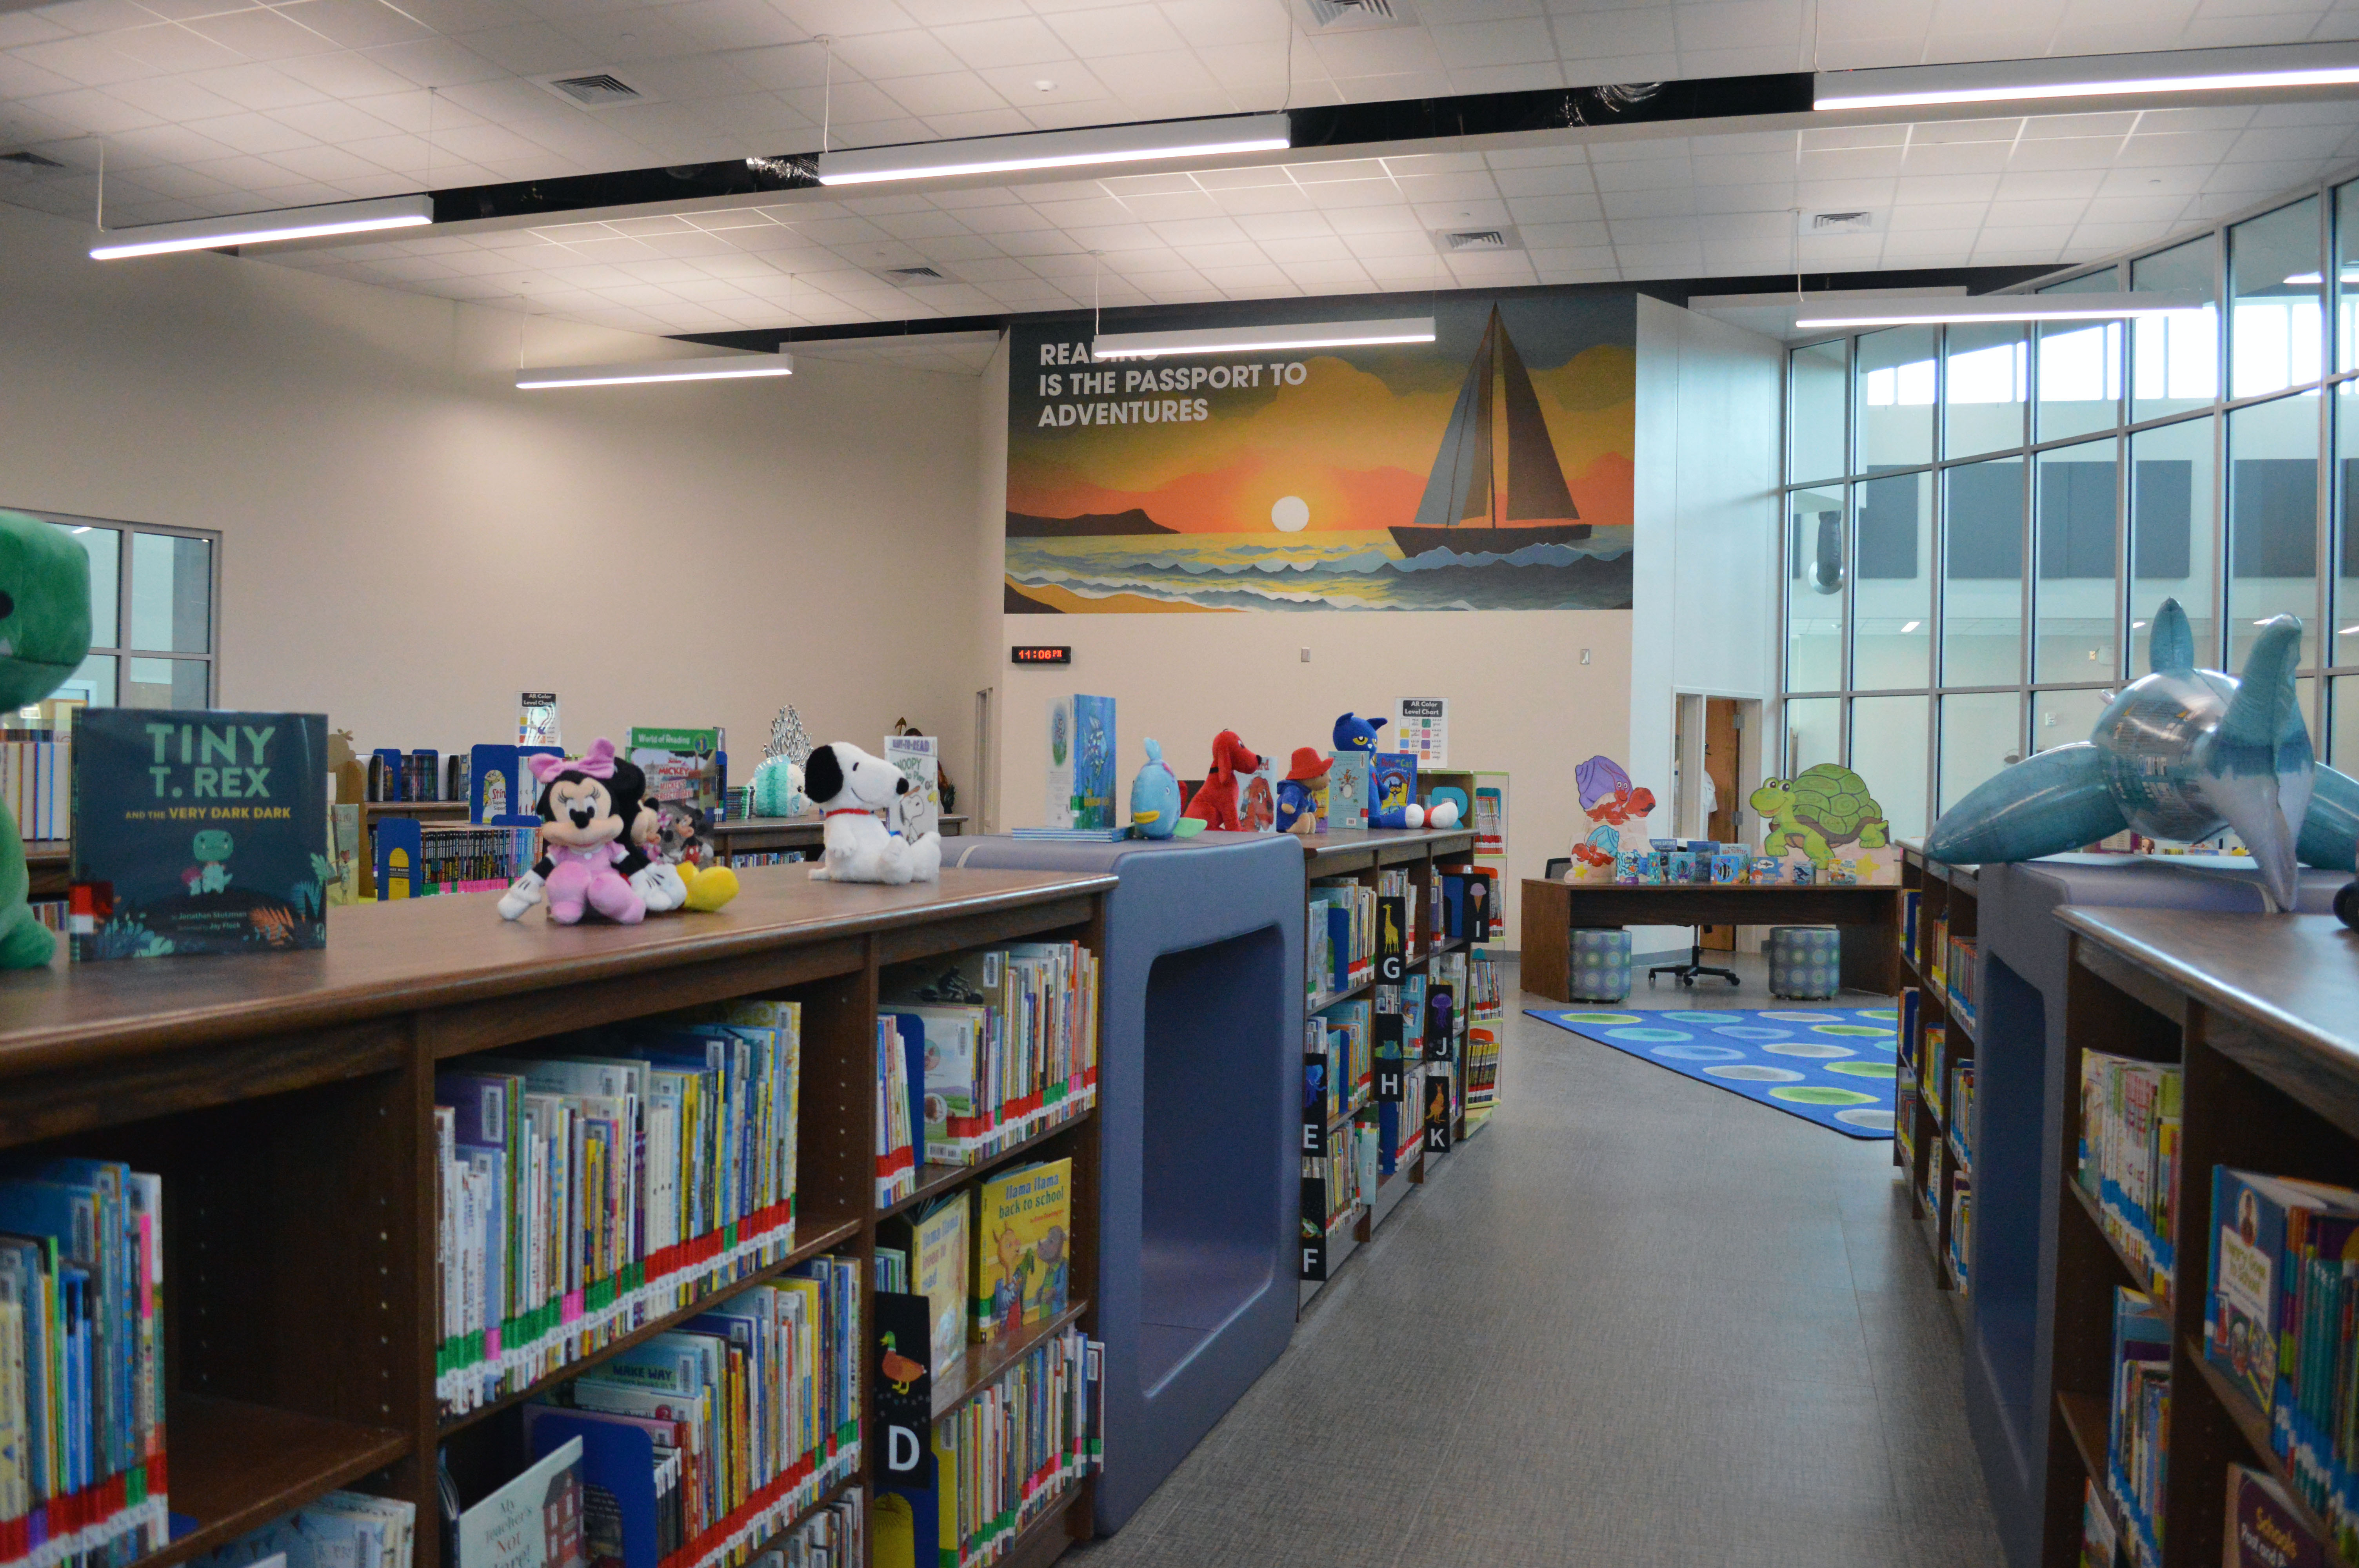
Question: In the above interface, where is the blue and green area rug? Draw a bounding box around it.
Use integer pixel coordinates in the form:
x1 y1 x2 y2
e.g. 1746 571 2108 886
1522 1006 1899 1140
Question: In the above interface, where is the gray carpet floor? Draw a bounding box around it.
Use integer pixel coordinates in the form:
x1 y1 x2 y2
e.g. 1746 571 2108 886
1071 952 2005 1568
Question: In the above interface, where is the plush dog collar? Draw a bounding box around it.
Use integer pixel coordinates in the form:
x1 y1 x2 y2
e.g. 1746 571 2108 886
823 808 875 819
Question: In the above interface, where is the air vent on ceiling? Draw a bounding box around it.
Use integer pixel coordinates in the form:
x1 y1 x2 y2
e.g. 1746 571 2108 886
0 150 65 169
536 71 646 108
1801 209 1879 234
878 265 951 284
1432 226 1522 253
1294 0 1415 30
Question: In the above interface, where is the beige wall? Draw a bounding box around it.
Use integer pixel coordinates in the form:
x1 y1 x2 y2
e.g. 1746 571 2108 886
0 202 985 780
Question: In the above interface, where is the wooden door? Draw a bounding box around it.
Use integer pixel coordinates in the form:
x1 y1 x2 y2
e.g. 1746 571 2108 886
1701 697 1741 951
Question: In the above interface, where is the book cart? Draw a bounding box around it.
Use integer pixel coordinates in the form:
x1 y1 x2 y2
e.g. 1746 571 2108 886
1296 826 1484 1312
0 864 1113 1568
2039 906 2359 1568
1898 843 1978 1311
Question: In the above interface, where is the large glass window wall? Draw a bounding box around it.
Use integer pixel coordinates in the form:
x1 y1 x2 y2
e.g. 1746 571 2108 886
1782 184 2355 836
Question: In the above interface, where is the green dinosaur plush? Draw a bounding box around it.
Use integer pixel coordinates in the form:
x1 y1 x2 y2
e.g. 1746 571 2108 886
0 512 91 968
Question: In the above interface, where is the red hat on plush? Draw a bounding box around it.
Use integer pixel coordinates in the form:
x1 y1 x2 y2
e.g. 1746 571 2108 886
1285 747 1331 782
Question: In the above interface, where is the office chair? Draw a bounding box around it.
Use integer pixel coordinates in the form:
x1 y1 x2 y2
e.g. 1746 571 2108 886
1648 926 1741 989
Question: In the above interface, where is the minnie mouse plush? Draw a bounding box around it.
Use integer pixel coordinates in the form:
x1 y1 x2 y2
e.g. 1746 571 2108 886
497 738 682 924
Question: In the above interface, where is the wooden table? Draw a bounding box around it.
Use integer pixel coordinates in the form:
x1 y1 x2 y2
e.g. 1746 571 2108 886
1519 877 1905 999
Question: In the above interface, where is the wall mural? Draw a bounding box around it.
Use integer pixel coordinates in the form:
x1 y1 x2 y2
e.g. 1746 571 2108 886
1004 290 1636 613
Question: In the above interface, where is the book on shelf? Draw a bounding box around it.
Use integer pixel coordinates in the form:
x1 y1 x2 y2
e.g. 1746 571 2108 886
1896 1078 1919 1171
0 737 68 840
1305 877 1374 1001
1948 1063 1976 1172
430 1000 801 1417
530 1255 863 1568
193 1491 416 1568
69 709 329 960
1467 947 1502 1021
877 1015 920 1207
1326 752 1370 832
971 1160 1072 1349
2079 1053 2181 1297
928 1327 1098 1567
0 1161 167 1568
628 728 727 831
1899 988 1921 1085
2108 1286 2170 1566
911 1196 970 1375
458 1434 584 1568
1314 998 1373 1109
1923 1027 1949 1122
1369 752 1416 829
885 733 942 844
2226 1463 2328 1567
881 942 1102 1167
2205 1168 2359 1554
1946 935 1979 1029
1463 1024 1501 1131
1948 1169 1972 1289
875 1247 911 1296
1900 889 1920 968
1043 697 1116 831
2079 1477 2117 1568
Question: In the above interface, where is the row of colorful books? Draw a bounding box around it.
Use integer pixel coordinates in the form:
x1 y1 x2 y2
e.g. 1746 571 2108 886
527 1255 863 1568
1948 1062 1976 1176
0 1163 166 1568
2109 1287 2170 1566
431 1001 802 1417
1462 1024 1501 1134
1946 935 1981 1031
191 1489 413 1568
2079 1052 2182 1299
1949 1170 1973 1290
2206 1167 2359 1558
1307 877 1374 1003
0 740 68 840
921 1325 1099 1568
387 825 538 898
880 940 1102 1171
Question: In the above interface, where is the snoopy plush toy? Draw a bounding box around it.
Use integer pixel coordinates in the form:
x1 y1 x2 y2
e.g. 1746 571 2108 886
805 741 942 885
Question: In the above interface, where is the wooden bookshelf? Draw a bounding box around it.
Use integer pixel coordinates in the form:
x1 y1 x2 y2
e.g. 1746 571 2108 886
705 813 970 867
2038 906 2359 1568
1296 826 1485 1311
1898 843 1978 1294
0 863 1114 1568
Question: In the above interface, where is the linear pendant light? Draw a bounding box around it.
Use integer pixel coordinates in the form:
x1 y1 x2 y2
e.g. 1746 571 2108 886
1789 292 2208 329
816 113 1290 187
1091 317 1436 360
516 350 794 389
90 193 434 260
1814 42 2359 112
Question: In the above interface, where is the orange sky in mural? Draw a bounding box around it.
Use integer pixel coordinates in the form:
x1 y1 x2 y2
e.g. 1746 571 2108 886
1007 343 1634 534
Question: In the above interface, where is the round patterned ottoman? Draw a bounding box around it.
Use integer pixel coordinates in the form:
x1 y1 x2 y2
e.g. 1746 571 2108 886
1570 927 1631 1002
1767 926 1841 1000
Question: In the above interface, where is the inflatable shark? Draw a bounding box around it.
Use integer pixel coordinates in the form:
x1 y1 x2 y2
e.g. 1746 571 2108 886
1923 600 2359 910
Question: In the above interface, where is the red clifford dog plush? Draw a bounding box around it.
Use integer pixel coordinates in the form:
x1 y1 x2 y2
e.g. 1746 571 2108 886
1183 730 1264 831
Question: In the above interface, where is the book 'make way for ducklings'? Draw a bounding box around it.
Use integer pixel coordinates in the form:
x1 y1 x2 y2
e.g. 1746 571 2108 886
70 709 329 961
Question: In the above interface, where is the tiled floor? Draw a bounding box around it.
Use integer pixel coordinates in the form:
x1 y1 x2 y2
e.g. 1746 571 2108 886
1069 953 2003 1568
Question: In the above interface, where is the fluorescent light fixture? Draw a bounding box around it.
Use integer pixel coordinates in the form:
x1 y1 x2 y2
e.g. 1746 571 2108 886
1091 317 1435 360
1791 291 2205 328
516 350 793 390
2133 620 2148 629
90 193 433 260
1900 620 1921 633
1815 42 2359 111
816 113 1289 186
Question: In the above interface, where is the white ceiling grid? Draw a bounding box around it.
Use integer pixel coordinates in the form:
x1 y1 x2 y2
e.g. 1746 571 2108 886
0 0 2356 335
242 104 2359 339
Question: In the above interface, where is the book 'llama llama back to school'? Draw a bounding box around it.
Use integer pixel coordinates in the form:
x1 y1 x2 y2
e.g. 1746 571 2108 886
71 709 329 960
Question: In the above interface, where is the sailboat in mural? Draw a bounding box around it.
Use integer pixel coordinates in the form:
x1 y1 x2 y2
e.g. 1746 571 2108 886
1389 305 1593 557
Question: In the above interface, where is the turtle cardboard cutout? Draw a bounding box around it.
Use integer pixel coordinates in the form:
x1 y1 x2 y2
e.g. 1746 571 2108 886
0 511 91 967
1752 763 1897 883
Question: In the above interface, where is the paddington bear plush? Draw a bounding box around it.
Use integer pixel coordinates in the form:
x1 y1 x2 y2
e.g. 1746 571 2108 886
1333 712 1387 752
1182 730 1263 831
498 738 680 924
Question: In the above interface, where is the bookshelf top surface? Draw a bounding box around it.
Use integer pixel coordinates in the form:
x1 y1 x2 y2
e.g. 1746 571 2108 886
2062 906 2359 1069
0 862 1112 1072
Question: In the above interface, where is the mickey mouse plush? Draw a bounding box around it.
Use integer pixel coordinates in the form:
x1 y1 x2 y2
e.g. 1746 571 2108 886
497 738 683 924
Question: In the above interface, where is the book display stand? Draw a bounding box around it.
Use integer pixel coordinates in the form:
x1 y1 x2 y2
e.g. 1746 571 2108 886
0 866 1112 1568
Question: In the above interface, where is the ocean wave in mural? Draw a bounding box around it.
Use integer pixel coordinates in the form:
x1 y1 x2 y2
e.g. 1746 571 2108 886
1005 291 1636 613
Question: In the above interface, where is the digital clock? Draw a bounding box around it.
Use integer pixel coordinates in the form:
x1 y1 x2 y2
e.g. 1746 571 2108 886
1010 645 1072 665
